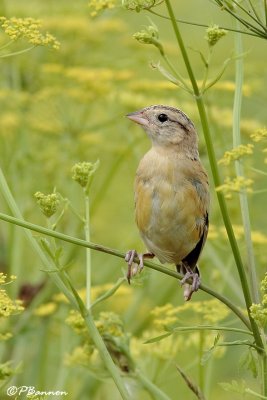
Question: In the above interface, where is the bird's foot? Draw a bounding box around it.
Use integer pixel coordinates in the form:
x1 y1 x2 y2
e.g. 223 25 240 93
125 250 154 284
179 264 200 301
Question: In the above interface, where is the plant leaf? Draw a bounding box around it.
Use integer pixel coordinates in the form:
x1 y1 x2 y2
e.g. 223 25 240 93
219 379 246 394
176 364 206 400
150 61 188 90
144 332 173 344
201 333 220 365
239 348 258 378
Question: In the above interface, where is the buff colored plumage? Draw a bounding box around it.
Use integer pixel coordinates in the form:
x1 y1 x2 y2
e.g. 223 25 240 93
125 105 209 300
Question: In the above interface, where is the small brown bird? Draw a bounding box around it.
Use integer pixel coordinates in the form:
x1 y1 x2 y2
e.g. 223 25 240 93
125 105 209 300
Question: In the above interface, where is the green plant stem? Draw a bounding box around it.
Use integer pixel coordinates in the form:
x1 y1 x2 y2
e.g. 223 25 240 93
198 331 205 392
84 193 91 309
172 325 253 335
0 211 250 330
83 310 131 400
262 355 267 398
148 9 261 38
164 0 264 353
233 25 259 303
135 368 171 400
0 45 36 58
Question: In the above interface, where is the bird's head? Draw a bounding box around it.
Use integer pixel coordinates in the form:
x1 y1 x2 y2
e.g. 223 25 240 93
126 105 198 155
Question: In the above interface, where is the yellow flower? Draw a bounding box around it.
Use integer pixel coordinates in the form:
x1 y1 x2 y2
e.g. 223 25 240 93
205 24 227 46
34 191 60 218
250 127 267 142
34 302 57 317
0 274 24 317
216 176 253 199
88 0 116 17
0 17 60 49
218 144 254 165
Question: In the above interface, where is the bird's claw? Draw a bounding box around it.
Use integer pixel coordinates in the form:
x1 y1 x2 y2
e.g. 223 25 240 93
125 250 154 284
180 265 200 301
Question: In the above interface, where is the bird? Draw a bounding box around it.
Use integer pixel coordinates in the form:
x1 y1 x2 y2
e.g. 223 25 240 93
125 105 209 301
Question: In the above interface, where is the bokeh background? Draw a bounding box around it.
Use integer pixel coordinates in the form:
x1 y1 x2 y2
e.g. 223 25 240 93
0 1 266 399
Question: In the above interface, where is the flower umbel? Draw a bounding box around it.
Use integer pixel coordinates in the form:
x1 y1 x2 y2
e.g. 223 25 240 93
133 22 164 55
71 160 99 190
0 17 60 49
218 144 254 166
250 274 267 327
34 191 60 218
88 0 116 18
205 24 227 46
216 177 253 199
122 0 164 12
0 274 24 318
250 128 267 142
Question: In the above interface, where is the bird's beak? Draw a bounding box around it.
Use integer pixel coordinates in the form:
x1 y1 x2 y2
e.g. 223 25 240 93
126 111 149 126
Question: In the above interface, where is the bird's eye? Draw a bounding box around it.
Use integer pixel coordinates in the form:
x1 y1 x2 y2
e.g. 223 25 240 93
157 113 168 123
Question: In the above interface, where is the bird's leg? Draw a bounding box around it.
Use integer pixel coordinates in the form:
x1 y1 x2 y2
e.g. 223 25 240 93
177 263 200 301
125 250 154 284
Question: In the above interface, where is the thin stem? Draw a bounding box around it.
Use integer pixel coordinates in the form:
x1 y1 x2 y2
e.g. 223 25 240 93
135 368 171 400
0 45 36 58
84 193 91 309
233 26 259 303
213 0 266 36
82 310 131 399
148 9 261 38
162 54 192 93
231 0 266 30
172 325 253 336
198 331 205 393
246 0 262 22
164 0 264 352
165 0 200 96
0 211 251 330
91 277 126 310
0 40 13 51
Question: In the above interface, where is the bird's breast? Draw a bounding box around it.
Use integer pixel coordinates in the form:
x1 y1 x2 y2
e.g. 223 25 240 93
134 147 209 264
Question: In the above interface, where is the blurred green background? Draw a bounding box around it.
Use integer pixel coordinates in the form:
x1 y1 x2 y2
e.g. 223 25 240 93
0 1 266 399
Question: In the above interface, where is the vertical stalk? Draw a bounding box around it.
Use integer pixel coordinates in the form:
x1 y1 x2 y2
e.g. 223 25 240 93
84 193 91 309
233 25 259 303
198 331 205 393
164 0 264 351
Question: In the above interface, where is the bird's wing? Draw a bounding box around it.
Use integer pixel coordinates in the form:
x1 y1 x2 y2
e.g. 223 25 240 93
181 212 209 270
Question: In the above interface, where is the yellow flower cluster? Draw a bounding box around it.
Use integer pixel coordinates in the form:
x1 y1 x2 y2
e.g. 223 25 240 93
34 302 57 317
218 144 254 166
151 299 229 329
250 127 267 142
71 160 99 188
209 224 267 245
65 343 94 367
0 274 24 318
34 191 60 218
88 0 116 17
122 0 163 12
95 312 124 337
205 24 227 46
0 17 60 49
250 273 267 327
216 176 253 199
